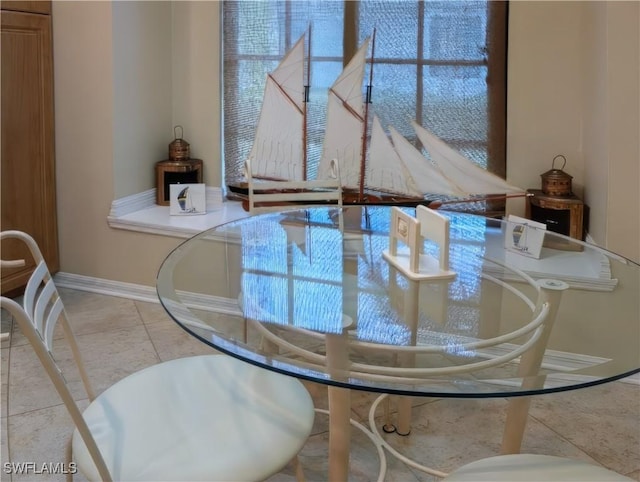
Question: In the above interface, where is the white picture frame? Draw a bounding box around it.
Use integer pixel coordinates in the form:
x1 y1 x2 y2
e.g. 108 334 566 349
169 183 206 215
504 215 547 259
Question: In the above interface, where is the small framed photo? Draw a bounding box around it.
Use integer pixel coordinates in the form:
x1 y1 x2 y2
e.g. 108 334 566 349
169 183 206 215
504 215 547 259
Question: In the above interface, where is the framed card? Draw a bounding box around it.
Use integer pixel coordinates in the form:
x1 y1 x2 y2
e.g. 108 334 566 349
169 183 206 215
504 215 547 259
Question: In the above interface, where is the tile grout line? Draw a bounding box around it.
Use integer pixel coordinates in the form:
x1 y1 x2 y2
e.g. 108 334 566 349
132 301 163 365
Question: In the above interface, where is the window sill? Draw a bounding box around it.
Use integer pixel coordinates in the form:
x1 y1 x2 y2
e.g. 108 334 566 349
107 187 250 239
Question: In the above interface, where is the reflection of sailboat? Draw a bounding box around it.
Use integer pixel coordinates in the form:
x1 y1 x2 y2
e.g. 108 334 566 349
228 30 525 211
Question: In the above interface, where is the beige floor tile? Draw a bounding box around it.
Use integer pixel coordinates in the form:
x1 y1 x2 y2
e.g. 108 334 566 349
8 342 67 416
8 325 159 416
371 397 611 477
626 469 640 481
7 403 88 482
134 300 173 325
74 325 161 395
528 381 640 476
1 417 10 482
267 429 428 482
145 318 219 361
57 289 144 337
2 347 9 419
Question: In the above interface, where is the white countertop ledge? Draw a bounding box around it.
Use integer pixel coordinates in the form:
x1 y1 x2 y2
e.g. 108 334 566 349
107 188 251 239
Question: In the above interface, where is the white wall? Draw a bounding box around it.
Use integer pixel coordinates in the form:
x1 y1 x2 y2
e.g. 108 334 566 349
507 2 585 201
595 2 639 260
53 1 184 286
52 1 639 288
581 1 609 249
171 1 221 187
507 1 639 262
112 1 173 199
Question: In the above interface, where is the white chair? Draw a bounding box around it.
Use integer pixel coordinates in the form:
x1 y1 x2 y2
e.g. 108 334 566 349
245 158 343 215
443 454 632 481
0 230 315 482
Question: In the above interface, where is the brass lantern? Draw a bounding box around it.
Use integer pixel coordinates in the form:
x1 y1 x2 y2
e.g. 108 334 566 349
168 125 191 161
540 154 573 197
155 126 202 205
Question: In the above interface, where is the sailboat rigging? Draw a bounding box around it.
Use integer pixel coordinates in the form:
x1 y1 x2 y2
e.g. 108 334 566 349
360 27 376 200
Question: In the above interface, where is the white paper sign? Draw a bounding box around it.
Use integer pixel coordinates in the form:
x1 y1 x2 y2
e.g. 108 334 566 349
504 215 547 259
169 183 206 215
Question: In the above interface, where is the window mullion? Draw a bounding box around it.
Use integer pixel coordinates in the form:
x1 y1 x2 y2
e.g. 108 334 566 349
415 0 425 144
343 0 358 65
285 1 292 49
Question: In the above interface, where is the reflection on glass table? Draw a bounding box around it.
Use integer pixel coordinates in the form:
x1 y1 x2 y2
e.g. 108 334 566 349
157 206 640 481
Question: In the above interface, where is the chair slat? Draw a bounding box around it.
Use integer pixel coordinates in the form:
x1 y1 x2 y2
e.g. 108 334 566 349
24 261 49 319
34 278 57 335
44 298 64 350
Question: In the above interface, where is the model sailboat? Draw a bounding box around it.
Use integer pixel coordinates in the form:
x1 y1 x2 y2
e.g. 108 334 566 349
228 31 525 211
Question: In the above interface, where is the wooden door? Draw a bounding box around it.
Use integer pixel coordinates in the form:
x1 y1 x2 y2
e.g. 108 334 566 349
1 1 51 14
1 6 58 295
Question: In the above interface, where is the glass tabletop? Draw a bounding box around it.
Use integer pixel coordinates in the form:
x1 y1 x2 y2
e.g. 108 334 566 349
156 205 640 397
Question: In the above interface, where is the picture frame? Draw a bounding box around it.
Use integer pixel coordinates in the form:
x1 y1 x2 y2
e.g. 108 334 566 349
169 183 206 215
504 214 547 259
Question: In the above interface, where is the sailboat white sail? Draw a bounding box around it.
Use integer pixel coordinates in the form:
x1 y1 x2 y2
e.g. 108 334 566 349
316 37 370 189
412 120 523 196
387 124 466 198
247 34 306 181
365 116 423 197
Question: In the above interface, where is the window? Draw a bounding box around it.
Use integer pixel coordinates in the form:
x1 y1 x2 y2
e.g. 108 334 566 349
223 1 507 208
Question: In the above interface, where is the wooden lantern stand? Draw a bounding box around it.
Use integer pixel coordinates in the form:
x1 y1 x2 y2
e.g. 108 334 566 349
155 159 203 206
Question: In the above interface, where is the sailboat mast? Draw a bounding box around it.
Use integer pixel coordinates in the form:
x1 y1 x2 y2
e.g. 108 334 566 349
359 28 376 201
303 25 311 181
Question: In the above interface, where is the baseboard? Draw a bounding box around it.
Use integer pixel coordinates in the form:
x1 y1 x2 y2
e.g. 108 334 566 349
53 271 639 386
53 271 242 315
109 189 157 218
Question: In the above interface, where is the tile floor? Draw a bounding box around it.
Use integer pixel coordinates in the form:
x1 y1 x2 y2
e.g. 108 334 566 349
1 288 639 482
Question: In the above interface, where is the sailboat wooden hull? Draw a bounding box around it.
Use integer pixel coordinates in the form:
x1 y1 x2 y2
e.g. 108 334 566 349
227 181 431 211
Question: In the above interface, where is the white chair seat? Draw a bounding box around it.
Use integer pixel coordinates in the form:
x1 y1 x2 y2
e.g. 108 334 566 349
443 454 632 481
73 354 315 481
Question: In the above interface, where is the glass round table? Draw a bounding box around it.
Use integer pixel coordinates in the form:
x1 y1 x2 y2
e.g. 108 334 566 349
157 205 640 480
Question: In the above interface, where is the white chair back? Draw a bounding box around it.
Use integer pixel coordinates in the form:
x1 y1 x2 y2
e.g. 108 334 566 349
1 230 315 482
0 230 110 480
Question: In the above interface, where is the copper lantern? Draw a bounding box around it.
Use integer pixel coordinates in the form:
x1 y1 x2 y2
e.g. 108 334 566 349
540 154 573 197
155 126 202 206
